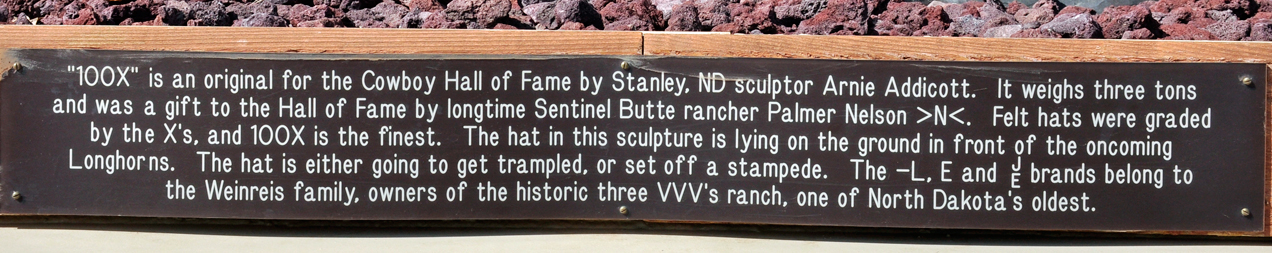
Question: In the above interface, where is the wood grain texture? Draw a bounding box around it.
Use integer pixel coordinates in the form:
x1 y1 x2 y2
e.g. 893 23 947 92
642 33 1272 63
0 26 643 55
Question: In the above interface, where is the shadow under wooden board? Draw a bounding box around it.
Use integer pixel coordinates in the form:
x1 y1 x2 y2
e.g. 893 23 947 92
0 27 1268 237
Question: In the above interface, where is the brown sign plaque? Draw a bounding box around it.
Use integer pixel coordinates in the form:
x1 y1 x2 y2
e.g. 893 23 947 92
0 49 1264 232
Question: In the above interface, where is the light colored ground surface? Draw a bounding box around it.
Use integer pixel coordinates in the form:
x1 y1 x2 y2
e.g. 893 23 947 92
1 225 1271 252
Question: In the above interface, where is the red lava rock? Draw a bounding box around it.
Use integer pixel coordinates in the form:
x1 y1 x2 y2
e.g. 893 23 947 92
308 0 375 11
348 1 407 27
1149 0 1192 13
123 18 166 25
711 0 776 33
605 16 654 29
1160 23 1218 39
522 0 554 6
977 0 1016 31
963 1 985 15
1015 8 1054 28
522 1 552 25
915 5 951 35
1247 19 1272 40
1250 11 1272 22
557 20 583 29
1011 27 1062 37
596 0 664 30
228 1 278 20
1 0 36 17
978 0 1013 20
1096 5 1155 39
941 2 977 18
188 1 234 26
981 14 1016 31
159 1 190 25
312 0 341 9
796 0 867 35
1040 13 1102 38
651 0 685 16
1121 27 1158 38
64 6 100 25
558 20 600 29
1134 0 1154 10
38 0 73 19
1032 0 1061 12
294 18 339 26
874 1 924 36
236 12 288 26
865 0 897 15
1005 1 1024 15
981 23 1021 37
1179 7 1217 26
283 4 341 25
445 0 512 28
1057 5 1095 15
947 15 985 36
92 0 139 25
555 0 603 29
404 0 444 11
421 10 464 28
694 0 730 29
1203 20 1249 39
665 1 699 30
1203 0 1253 17
1259 0 1272 13
773 0 824 24
38 0 86 25
0 5 9 23
1157 7 1192 24
1207 9 1237 21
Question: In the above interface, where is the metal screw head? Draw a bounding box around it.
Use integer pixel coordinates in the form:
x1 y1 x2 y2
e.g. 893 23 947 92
1241 76 1253 86
618 206 629 215
620 62 631 71
11 191 20 201
1241 208 1251 217
11 62 20 72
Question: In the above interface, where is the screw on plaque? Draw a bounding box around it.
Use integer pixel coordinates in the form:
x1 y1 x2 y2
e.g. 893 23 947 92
619 206 629 215
10 191 20 201
621 61 631 71
1240 75 1253 86
1241 208 1251 217
11 62 19 72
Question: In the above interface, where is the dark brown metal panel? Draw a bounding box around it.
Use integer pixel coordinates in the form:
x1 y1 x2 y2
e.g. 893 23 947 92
0 49 1264 232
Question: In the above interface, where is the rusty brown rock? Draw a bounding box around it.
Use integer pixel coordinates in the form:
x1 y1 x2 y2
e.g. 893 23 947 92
1040 13 1101 38
665 1 699 30
1121 27 1158 38
1096 5 1156 39
874 1 925 36
596 0 664 30
1160 23 1219 39
796 0 866 35
1203 20 1250 39
446 0 512 28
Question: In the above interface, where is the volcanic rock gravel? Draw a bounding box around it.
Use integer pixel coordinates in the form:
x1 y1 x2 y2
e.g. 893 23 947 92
2 0 1270 40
